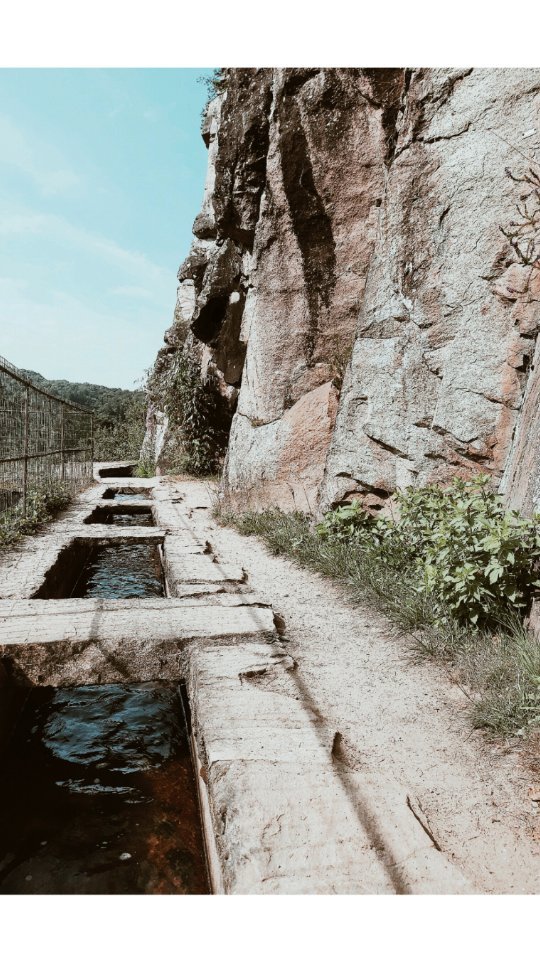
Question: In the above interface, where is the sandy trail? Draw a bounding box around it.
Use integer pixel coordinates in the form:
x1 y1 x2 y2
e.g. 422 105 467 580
179 479 540 894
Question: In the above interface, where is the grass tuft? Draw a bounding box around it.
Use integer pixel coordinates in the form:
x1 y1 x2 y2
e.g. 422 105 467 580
134 458 155 478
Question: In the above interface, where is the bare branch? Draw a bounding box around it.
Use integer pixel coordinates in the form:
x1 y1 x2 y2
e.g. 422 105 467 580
500 167 540 272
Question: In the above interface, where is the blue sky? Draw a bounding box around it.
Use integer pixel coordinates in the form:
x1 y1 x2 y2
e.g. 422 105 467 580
0 68 214 388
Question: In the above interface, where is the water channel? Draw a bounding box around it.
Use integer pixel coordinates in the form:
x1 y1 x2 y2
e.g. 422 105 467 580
0 508 209 895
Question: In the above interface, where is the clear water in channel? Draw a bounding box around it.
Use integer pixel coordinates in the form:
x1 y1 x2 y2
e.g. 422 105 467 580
70 541 164 599
0 508 209 895
111 510 153 526
90 509 154 527
0 683 209 894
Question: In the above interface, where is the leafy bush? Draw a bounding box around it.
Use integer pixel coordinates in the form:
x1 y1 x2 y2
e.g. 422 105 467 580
318 476 540 626
165 352 229 476
317 500 388 545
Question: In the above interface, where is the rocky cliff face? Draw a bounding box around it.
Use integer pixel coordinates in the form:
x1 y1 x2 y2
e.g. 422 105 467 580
146 68 540 516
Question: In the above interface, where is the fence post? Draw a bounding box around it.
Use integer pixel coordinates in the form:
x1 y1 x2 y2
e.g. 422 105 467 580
60 403 65 483
0 357 94 524
22 384 30 516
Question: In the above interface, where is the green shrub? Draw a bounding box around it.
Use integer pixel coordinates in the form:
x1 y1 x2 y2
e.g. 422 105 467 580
318 476 540 627
317 500 384 542
93 392 147 461
198 69 226 114
0 482 73 550
219 496 540 737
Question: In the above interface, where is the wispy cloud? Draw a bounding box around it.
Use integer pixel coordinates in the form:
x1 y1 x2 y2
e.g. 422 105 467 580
0 203 170 284
112 285 154 299
0 201 174 387
0 114 81 196
0 279 166 388
142 107 161 123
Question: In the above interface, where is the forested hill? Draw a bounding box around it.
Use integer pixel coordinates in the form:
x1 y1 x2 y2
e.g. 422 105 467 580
21 370 144 422
21 370 147 461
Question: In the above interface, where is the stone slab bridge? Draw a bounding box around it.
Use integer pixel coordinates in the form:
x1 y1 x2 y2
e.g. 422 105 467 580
0 467 474 894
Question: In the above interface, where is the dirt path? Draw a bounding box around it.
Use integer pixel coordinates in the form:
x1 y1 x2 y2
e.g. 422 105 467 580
178 479 540 894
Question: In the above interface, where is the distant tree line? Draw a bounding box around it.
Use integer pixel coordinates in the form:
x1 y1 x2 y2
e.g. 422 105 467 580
21 369 147 461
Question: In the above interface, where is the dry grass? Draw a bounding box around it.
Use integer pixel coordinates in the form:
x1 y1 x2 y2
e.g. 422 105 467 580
0 485 73 552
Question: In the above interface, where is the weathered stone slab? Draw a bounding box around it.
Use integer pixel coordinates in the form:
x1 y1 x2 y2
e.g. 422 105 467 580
0 598 275 644
71 527 165 542
161 593 270 608
189 642 474 895
85 499 154 514
0 599 277 686
151 484 182 501
92 462 142 482
159 532 210 555
152 502 192 531
163 548 245 591
171 582 251 598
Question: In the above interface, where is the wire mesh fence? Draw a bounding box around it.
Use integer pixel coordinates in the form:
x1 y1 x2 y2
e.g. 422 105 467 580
0 355 94 524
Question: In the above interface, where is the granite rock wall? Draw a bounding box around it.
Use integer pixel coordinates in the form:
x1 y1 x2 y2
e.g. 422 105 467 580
145 68 540 515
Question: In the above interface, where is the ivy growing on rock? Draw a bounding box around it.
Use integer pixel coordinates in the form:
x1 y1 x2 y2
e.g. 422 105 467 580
165 351 229 476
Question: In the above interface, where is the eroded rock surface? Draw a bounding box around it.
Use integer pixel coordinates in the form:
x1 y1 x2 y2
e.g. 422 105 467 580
145 68 540 513
320 69 540 510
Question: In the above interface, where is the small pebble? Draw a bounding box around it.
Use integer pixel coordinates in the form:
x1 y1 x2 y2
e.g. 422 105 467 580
40 841 47 846
119 852 132 861
25 875 32 882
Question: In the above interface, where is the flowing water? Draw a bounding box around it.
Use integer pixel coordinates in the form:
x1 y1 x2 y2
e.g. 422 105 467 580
0 513 209 895
86 509 154 527
70 541 164 599
106 511 153 526
0 683 209 894
102 489 150 501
